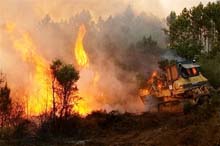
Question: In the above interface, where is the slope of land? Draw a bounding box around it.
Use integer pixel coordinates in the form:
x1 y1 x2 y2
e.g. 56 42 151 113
2 93 220 146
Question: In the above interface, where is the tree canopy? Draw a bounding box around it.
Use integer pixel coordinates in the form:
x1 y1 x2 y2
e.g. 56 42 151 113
50 59 79 118
166 1 220 59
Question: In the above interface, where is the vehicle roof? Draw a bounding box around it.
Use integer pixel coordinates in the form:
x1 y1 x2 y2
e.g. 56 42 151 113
181 63 200 69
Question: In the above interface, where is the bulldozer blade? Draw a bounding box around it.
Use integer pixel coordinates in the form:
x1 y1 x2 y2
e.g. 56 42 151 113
140 95 161 112
158 100 183 113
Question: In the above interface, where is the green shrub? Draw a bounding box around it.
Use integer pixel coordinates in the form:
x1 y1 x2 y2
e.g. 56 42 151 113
199 54 220 88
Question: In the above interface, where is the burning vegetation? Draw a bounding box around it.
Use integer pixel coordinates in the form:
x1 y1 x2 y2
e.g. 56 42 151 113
0 1 220 146
0 4 167 118
6 23 52 116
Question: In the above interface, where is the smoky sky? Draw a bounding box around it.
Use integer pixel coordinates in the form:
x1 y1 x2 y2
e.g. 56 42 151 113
0 0 216 24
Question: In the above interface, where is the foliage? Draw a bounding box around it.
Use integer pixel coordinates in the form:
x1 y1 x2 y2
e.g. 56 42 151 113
136 36 161 55
166 2 220 59
12 119 37 139
50 59 62 119
50 59 79 119
199 53 220 88
0 73 12 128
0 84 11 127
115 35 162 75
0 73 25 139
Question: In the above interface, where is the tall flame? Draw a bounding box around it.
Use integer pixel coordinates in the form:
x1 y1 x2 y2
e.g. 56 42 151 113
6 23 52 116
73 24 101 116
74 24 89 67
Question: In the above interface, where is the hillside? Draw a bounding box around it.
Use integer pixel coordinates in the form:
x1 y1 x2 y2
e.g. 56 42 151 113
3 92 220 146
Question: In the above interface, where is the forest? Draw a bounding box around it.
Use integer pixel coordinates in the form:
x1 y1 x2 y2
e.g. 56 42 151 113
0 1 220 146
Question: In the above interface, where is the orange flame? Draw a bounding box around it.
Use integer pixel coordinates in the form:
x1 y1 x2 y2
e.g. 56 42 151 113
73 24 102 116
74 24 89 68
73 24 91 116
74 98 92 116
6 23 52 116
152 71 157 77
5 23 102 117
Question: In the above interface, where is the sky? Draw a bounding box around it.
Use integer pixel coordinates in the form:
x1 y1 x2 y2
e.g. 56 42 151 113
0 0 217 23
160 0 215 16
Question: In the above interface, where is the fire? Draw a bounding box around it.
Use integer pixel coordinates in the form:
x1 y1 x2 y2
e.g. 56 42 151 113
139 89 150 97
6 23 52 116
5 23 94 117
5 23 103 117
73 24 103 116
73 24 91 116
152 71 157 77
74 24 89 68
157 83 162 89
74 98 92 116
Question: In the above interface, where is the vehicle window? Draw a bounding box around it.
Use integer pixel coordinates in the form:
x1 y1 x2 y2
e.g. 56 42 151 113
192 67 198 75
181 67 199 78
181 67 189 78
187 69 191 76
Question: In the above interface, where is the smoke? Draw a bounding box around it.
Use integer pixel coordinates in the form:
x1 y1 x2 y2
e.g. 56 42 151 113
0 0 165 22
0 1 167 114
161 50 185 62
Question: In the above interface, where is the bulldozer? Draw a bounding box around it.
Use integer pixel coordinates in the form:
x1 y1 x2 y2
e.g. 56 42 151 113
139 60 210 112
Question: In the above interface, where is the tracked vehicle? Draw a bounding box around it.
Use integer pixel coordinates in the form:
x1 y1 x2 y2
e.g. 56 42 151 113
139 60 210 112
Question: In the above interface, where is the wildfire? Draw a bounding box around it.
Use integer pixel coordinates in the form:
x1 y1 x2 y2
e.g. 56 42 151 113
74 98 92 116
6 23 52 116
152 71 157 78
73 24 101 116
5 23 103 117
74 24 89 68
73 24 91 116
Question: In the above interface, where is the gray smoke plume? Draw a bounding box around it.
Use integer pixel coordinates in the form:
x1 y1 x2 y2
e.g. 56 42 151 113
0 4 167 114
161 50 185 62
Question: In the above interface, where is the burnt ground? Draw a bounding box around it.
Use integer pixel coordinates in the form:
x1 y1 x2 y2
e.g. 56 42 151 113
2 96 220 146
